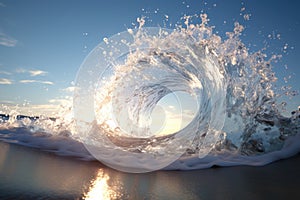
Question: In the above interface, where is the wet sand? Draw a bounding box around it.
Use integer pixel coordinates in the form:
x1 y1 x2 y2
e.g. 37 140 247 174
0 141 299 200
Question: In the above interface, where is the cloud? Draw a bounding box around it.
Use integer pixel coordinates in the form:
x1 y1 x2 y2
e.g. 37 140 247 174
19 79 54 85
40 80 54 85
0 78 13 84
0 70 11 75
168 105 175 109
0 100 14 105
0 103 61 116
0 2 5 7
15 68 26 73
16 68 48 77
0 32 17 47
48 98 70 105
61 86 78 93
29 70 47 76
48 97 72 108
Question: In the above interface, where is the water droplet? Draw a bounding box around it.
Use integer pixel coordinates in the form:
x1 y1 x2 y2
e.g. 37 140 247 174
103 37 109 44
127 28 133 34
243 14 250 21
276 34 281 39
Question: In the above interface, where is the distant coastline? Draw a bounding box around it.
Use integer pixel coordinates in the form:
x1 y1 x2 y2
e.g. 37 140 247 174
0 114 56 122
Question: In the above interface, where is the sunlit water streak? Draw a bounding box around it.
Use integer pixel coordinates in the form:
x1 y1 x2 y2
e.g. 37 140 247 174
83 169 123 200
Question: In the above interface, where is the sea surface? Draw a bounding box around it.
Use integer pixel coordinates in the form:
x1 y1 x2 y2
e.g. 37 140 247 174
1 141 300 200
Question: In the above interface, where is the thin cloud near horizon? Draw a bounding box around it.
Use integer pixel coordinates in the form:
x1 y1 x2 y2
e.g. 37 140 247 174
0 78 13 85
0 70 12 75
16 68 48 76
29 70 48 76
19 79 54 85
61 86 78 93
0 32 17 47
0 69 52 85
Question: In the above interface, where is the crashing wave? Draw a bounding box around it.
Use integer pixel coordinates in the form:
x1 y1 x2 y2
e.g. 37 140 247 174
0 14 299 172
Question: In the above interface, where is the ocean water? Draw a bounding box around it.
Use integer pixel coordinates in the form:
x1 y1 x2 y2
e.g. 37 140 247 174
1 142 300 200
0 14 300 173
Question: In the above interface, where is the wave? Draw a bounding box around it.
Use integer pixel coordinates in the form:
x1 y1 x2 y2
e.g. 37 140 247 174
1 14 299 172
0 113 299 171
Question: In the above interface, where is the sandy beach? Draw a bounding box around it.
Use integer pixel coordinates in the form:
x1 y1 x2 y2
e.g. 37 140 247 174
0 141 299 200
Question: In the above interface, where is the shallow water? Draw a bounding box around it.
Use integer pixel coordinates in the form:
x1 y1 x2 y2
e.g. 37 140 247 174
1 141 300 200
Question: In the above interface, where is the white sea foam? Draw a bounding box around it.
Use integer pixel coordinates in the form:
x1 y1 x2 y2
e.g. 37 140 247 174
0 123 299 170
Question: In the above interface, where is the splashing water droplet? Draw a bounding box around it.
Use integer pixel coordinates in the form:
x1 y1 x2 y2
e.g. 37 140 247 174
103 37 109 44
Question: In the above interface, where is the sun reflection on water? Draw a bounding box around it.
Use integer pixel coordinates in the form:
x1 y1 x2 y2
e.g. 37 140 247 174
83 169 121 200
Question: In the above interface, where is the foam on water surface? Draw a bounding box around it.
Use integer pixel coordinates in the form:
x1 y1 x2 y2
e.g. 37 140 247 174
0 107 299 171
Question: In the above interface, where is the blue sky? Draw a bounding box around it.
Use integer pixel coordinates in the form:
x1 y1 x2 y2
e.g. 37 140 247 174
0 0 299 115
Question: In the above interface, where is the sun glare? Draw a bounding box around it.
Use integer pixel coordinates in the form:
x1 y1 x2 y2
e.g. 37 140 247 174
83 169 120 200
